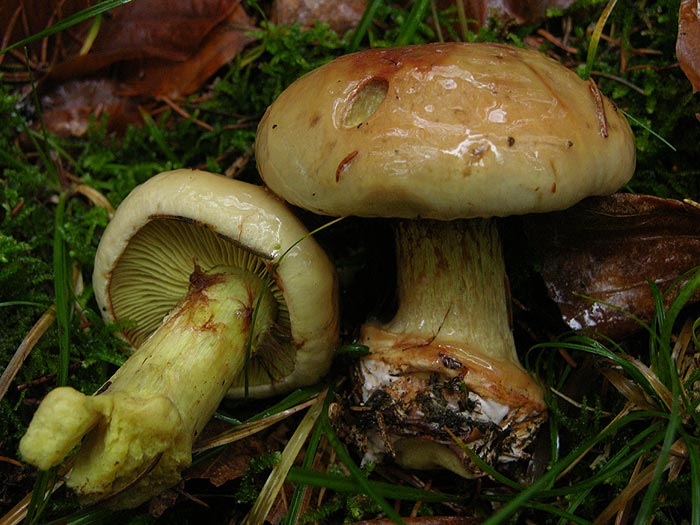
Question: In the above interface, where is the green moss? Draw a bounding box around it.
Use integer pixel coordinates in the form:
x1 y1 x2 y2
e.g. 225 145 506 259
235 451 281 505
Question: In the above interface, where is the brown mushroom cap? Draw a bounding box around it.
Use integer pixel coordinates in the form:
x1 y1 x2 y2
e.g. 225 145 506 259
256 42 635 219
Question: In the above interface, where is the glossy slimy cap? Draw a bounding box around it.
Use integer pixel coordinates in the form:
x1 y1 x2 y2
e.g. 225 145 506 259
256 42 635 219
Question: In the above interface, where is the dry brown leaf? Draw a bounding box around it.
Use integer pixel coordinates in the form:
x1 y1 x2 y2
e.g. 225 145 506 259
186 422 288 487
436 0 577 30
677 0 700 92
525 193 700 339
185 437 267 487
117 4 254 98
0 0 91 72
11 0 256 136
48 0 255 98
39 78 143 137
271 0 368 34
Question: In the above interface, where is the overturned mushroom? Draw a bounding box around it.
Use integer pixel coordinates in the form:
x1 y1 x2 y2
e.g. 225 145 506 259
19 169 338 507
255 43 635 476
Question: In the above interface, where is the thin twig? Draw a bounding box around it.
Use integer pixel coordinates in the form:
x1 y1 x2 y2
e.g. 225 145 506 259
0 6 23 68
159 96 215 131
193 396 319 453
536 29 578 54
244 390 327 525
550 387 613 416
0 475 65 525
590 70 646 95
0 305 56 404
593 447 677 525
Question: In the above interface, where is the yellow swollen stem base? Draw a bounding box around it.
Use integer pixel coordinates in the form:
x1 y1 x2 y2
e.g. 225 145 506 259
20 266 276 508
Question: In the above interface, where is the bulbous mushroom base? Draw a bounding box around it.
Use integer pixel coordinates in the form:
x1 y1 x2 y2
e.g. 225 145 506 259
20 387 191 508
338 326 547 478
20 265 278 508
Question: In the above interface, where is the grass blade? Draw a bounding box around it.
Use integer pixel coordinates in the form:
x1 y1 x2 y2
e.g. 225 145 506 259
583 0 618 79
320 414 405 524
445 427 522 491
622 110 677 152
537 338 660 404
634 379 682 523
286 467 463 504
53 193 71 387
282 390 333 525
540 420 666 498
395 0 430 46
634 270 700 522
659 269 700 351
483 411 661 524
138 110 178 165
23 194 74 525
24 470 58 525
246 384 325 423
244 217 343 395
0 306 55 404
282 415 325 525
348 0 382 51
244 391 326 524
485 496 594 525
685 433 700 525
0 0 132 56
193 394 319 454
0 148 26 170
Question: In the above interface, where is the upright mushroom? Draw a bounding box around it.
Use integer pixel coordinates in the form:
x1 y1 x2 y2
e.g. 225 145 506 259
19 169 338 507
255 43 635 476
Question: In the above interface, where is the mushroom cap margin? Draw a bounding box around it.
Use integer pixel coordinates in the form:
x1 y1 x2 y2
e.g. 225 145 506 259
92 169 339 398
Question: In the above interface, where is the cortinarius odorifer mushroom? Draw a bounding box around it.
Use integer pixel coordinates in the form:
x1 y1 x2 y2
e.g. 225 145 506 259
255 43 635 476
19 169 339 507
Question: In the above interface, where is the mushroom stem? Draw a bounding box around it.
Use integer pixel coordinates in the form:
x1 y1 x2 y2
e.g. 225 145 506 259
356 219 546 476
385 219 514 358
20 265 277 508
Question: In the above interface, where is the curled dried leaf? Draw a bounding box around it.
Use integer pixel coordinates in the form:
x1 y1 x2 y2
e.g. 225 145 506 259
599 367 657 411
47 0 255 98
39 79 143 138
271 0 368 34
525 194 700 339
434 0 578 31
